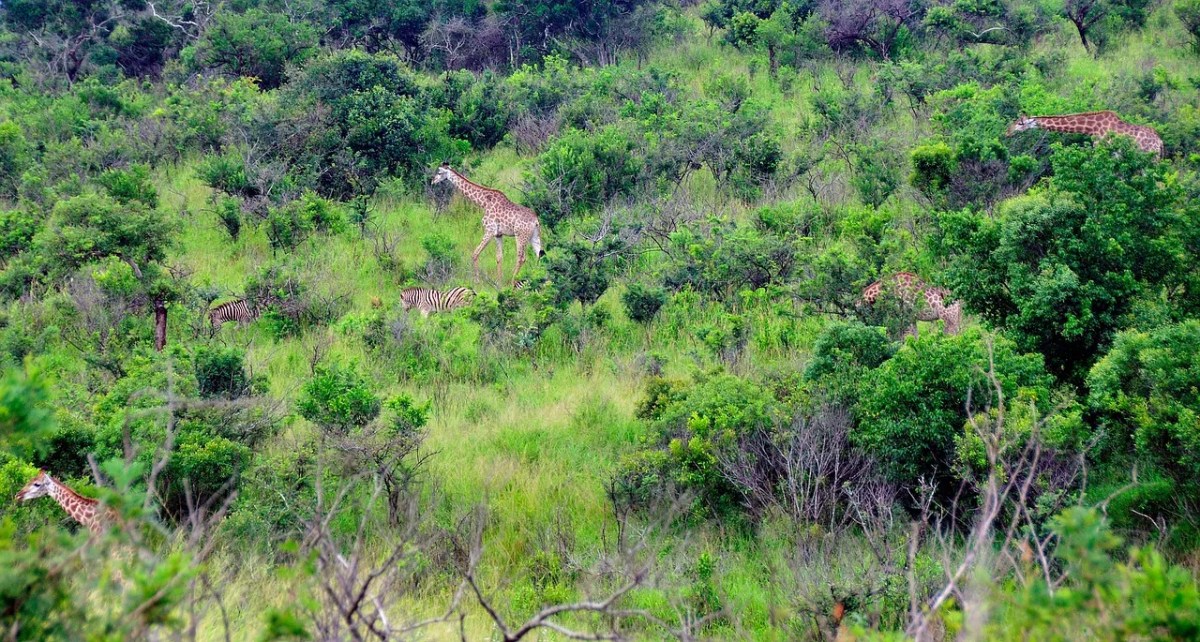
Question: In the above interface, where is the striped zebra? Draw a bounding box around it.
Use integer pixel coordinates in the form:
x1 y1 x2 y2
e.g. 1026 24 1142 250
209 298 258 328
400 287 474 316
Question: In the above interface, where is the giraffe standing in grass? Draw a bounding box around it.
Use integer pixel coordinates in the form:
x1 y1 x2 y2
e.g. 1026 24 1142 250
862 272 963 338
1007 111 1163 157
14 470 113 535
431 162 545 286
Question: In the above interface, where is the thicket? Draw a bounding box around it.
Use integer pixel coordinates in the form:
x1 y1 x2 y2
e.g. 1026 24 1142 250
0 0 1199 639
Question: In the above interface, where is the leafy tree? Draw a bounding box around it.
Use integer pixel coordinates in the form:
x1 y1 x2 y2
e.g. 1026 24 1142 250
664 212 798 301
622 283 667 323
194 346 250 399
296 364 381 434
1087 321 1200 493
987 507 1200 639
853 329 1055 491
0 122 30 198
1060 0 1150 53
1179 0 1200 53
191 9 318 90
933 140 1188 380
545 237 621 307
620 374 785 517
804 321 895 403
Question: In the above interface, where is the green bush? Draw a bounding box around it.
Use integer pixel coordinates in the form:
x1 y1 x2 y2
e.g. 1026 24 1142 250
1179 0 1200 52
296 364 381 434
620 374 784 517
215 197 242 241
934 140 1189 381
545 238 620 307
266 201 315 252
94 164 158 208
1087 321 1200 490
853 329 1056 491
194 346 250 399
191 9 318 90
622 283 667 324
804 321 895 403
0 121 30 198
909 142 957 202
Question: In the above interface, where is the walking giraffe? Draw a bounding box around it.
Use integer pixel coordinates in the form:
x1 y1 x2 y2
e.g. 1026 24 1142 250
15 470 113 535
1007 111 1162 157
861 272 963 338
431 163 545 286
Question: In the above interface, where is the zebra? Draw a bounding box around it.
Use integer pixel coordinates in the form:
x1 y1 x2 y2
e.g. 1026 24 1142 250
209 298 258 328
400 287 474 316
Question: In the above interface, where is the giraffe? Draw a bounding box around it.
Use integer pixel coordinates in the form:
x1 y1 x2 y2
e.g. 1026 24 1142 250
14 470 113 535
431 162 545 286
1007 111 1163 157
861 272 963 338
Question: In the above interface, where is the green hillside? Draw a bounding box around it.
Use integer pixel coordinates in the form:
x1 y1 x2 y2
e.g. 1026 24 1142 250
1 0 1199 639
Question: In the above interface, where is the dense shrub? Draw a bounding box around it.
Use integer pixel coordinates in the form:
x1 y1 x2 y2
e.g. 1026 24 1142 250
934 140 1190 381
296 364 381 434
853 329 1057 492
664 213 798 300
620 374 785 517
804 321 895 403
622 283 667 323
194 346 250 399
190 9 318 90
545 238 621 307
1087 321 1200 493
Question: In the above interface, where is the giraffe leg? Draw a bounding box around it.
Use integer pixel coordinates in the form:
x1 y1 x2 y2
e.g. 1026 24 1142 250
492 236 501 284
494 236 504 285
513 240 527 287
471 234 490 280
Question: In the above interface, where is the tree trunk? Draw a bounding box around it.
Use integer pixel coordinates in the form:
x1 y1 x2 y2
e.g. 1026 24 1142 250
154 300 167 352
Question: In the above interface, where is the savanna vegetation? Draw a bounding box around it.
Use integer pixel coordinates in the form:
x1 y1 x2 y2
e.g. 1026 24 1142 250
1 0 1199 639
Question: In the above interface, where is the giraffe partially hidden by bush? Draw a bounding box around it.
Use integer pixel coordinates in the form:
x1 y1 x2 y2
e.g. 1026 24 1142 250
862 272 963 338
14 470 114 536
1007 111 1163 157
431 162 545 287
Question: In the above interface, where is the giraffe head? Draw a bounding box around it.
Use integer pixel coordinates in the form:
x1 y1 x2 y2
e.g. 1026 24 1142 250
1007 115 1039 136
15 470 51 502
431 162 453 185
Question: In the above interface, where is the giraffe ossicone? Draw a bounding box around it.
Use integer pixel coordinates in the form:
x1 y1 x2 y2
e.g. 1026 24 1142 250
431 164 545 287
1007 110 1162 157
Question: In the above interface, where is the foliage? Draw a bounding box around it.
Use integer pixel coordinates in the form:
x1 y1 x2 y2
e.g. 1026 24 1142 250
804 321 895 403
622 283 667 323
544 237 621 306
1087 321 1200 495
296 364 382 434
986 507 1200 639
620 374 785 517
933 140 1190 381
853 329 1056 490
190 9 319 90
194 346 251 399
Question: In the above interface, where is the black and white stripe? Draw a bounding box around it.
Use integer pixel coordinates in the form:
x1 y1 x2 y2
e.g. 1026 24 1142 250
401 287 474 315
209 299 258 328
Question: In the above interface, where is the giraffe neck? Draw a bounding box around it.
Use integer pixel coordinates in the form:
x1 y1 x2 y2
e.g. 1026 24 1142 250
45 475 102 533
1032 112 1117 135
445 170 499 210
